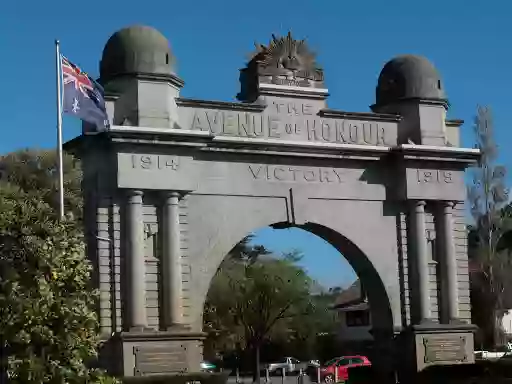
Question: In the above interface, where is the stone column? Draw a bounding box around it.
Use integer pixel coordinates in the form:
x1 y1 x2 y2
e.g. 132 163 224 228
437 201 459 322
125 190 148 330
412 200 431 322
161 191 183 327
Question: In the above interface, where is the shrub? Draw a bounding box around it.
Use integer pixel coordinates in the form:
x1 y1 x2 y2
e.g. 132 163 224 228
0 184 117 383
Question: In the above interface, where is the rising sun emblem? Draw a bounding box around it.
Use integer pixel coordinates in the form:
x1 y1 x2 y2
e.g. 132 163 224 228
250 31 322 81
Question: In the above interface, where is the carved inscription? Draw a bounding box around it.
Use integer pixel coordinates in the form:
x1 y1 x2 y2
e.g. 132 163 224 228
272 101 314 116
249 164 343 183
271 77 310 87
134 345 187 376
190 102 391 146
131 155 179 171
423 336 467 364
417 169 453 184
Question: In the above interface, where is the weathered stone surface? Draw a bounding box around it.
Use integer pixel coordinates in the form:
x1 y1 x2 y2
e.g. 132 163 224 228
68 30 481 378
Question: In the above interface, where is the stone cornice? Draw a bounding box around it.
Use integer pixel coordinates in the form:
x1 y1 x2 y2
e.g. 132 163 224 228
370 97 450 112
446 119 464 127
391 143 480 164
319 109 402 122
111 330 207 342
100 71 185 88
64 129 480 165
175 98 266 112
104 92 120 101
257 82 329 100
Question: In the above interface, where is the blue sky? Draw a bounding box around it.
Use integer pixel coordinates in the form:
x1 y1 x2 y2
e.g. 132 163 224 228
1 0 510 288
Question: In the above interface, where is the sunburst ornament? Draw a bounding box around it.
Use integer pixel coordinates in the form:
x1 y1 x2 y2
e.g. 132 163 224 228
237 32 324 101
249 32 321 78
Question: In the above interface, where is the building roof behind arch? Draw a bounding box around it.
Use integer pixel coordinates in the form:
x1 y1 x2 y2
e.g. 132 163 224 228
332 280 368 310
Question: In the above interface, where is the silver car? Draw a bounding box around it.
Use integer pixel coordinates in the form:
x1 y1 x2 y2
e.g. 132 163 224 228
200 361 216 373
266 357 309 375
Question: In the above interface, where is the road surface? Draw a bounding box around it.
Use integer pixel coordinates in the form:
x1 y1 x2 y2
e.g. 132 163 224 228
227 376 316 384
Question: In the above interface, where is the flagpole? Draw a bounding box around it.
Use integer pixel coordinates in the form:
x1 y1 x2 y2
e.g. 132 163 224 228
55 39 65 219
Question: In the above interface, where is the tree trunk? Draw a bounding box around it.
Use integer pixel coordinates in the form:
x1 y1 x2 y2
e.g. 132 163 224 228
252 343 261 383
493 308 503 347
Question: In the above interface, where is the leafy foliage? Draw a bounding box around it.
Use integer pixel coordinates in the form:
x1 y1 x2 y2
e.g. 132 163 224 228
205 251 314 346
203 237 339 376
0 177 114 382
468 106 511 347
0 149 83 222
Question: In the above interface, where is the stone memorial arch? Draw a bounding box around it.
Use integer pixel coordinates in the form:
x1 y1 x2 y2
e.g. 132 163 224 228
67 26 479 378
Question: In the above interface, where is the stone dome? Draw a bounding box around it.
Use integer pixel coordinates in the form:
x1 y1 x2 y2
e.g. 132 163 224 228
375 55 446 107
99 25 174 83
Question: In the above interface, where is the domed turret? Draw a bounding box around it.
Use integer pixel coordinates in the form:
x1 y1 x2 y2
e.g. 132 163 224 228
375 55 446 107
99 25 174 84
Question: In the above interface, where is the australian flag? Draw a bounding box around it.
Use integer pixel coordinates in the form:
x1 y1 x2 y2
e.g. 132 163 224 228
61 56 109 131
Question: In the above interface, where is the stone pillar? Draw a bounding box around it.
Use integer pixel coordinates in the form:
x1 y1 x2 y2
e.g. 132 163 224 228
161 191 183 327
412 200 431 322
125 190 148 330
437 201 459 322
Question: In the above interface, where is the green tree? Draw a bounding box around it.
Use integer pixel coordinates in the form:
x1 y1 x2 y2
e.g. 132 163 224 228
468 105 511 347
204 245 314 382
0 149 83 221
203 235 270 360
283 290 339 361
0 183 115 383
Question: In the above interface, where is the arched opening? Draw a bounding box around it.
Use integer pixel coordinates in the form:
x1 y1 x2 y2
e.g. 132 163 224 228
201 222 394 377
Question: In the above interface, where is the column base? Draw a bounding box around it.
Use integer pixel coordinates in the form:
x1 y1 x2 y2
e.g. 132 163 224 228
448 318 467 325
418 318 438 326
163 323 193 332
128 326 154 333
98 329 207 378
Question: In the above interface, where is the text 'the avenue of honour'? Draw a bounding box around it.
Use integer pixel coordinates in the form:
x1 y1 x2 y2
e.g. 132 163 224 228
189 109 394 146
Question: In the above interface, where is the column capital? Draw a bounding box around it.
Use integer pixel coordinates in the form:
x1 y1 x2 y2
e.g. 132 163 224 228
441 200 456 209
161 191 183 203
126 189 143 204
162 190 181 198
412 200 427 212
126 189 144 197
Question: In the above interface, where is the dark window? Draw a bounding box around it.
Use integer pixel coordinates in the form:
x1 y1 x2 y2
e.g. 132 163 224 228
438 80 442 89
350 358 364 365
336 359 351 367
346 310 370 327
324 358 340 367
166 54 169 65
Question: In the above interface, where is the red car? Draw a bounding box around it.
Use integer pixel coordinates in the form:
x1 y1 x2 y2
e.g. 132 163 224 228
319 356 371 383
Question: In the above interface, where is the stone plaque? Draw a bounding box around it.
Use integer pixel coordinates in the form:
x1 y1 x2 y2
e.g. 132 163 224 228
117 153 197 191
134 345 187 376
404 167 465 201
423 336 468 364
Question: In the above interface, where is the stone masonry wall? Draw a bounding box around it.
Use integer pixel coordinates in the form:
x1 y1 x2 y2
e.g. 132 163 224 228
398 201 470 326
95 193 192 336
